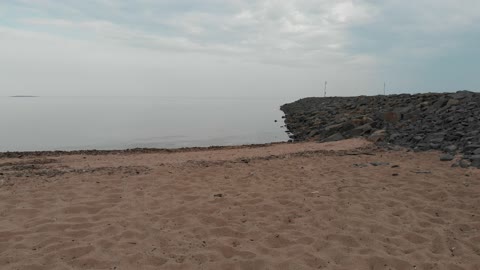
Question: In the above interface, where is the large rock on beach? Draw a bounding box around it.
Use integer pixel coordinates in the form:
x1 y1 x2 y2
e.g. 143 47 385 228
280 91 480 168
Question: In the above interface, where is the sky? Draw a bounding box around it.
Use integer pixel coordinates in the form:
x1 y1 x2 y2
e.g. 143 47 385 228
0 0 479 98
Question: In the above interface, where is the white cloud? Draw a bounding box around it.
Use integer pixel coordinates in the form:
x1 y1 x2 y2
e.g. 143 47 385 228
14 0 379 68
1 0 479 96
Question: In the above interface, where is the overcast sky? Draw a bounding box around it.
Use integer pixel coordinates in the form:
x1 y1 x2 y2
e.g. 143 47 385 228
0 0 478 97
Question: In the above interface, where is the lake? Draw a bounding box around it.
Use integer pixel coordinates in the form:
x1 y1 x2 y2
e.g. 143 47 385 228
0 96 291 152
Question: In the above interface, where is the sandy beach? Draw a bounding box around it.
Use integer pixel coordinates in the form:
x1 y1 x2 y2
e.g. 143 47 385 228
0 139 479 270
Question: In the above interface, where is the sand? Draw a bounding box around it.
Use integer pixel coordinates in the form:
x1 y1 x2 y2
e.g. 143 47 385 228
0 139 479 270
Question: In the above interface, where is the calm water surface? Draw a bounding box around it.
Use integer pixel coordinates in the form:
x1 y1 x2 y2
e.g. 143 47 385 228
0 97 291 151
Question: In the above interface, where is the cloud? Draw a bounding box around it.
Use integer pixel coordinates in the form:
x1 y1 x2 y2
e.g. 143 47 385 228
9 0 378 67
0 0 479 96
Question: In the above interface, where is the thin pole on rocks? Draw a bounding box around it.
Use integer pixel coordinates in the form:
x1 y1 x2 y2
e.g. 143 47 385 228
384 82 386 95
324 81 327 97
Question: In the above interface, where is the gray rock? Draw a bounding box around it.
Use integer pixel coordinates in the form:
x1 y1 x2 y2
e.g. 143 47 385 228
412 170 432 174
322 133 344 142
353 163 368 168
469 155 480 161
429 143 441 149
415 143 430 151
432 98 448 109
440 154 454 161
471 159 480 168
368 129 386 143
389 133 402 141
462 145 480 153
384 111 400 123
446 99 460 108
325 123 344 134
429 137 444 144
459 159 471 168
279 91 480 165
308 130 319 137
370 162 390 166
451 90 473 99
413 136 423 141
349 123 373 136
444 145 458 153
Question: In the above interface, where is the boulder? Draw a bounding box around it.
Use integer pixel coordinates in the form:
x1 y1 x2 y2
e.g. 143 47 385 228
322 133 344 142
471 159 480 168
469 155 480 161
349 123 373 137
440 154 454 161
459 159 471 168
368 130 387 143
446 99 460 108
308 130 319 137
324 123 344 135
389 133 402 141
384 111 400 123
444 145 458 153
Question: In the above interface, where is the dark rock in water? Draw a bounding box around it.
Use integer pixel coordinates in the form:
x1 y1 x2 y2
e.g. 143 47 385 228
280 90 480 168
440 154 454 161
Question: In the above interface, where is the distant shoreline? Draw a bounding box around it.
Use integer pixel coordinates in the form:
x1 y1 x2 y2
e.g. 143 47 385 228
10 95 38 98
0 141 294 158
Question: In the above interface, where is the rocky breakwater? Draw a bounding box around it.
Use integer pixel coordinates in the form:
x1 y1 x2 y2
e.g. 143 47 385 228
280 91 480 168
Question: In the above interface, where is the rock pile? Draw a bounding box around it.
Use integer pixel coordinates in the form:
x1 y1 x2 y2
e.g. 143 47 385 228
280 91 480 168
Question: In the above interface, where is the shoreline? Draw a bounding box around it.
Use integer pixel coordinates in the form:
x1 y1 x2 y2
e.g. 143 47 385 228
0 141 295 158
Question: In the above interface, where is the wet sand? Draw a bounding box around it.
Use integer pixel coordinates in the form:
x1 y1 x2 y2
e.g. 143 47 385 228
0 139 479 269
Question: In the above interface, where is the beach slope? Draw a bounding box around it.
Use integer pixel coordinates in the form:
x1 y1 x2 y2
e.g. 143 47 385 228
0 139 479 269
